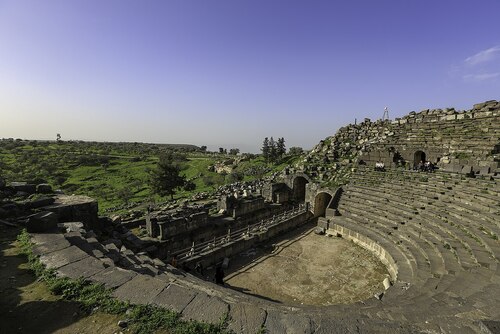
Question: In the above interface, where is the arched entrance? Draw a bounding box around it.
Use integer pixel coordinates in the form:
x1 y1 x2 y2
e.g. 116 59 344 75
414 150 426 166
392 151 404 165
313 192 333 218
292 176 309 202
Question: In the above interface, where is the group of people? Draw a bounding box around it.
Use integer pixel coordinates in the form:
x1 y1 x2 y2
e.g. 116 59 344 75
414 160 434 172
373 159 436 172
374 161 386 171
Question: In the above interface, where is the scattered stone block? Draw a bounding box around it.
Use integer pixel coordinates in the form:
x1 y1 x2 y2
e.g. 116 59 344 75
26 211 58 232
10 182 36 194
314 227 326 235
58 222 85 233
27 197 55 209
152 258 166 267
91 249 105 258
43 195 98 227
461 165 472 174
479 166 491 175
383 277 391 290
64 231 95 254
317 218 329 230
36 183 53 194
98 257 115 268
117 319 128 328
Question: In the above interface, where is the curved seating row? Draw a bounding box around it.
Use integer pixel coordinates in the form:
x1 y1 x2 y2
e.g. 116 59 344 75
326 167 500 328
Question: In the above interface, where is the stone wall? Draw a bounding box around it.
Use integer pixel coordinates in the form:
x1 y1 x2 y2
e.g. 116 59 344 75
262 183 291 203
304 183 337 215
43 195 99 229
153 203 292 259
218 196 267 218
327 224 398 281
232 197 265 217
154 211 209 240
182 211 312 269
300 100 500 183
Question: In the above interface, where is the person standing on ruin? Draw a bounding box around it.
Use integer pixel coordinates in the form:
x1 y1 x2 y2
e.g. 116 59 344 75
215 265 225 285
195 261 204 276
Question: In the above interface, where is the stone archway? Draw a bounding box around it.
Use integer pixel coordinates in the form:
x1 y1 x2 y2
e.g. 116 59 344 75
292 176 309 202
393 151 404 165
414 150 426 166
313 192 333 218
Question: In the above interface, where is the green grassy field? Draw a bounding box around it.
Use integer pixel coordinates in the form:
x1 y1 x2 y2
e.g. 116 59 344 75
0 139 300 213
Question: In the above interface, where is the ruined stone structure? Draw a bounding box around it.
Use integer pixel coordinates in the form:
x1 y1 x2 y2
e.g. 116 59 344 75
217 195 266 218
6 100 500 333
143 191 304 263
303 100 500 184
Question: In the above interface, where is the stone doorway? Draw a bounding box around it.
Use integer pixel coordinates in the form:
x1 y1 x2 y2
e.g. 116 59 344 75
313 192 333 218
414 150 426 166
292 176 309 202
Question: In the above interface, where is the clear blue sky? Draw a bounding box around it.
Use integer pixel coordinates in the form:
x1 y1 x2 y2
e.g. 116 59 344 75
1 0 499 153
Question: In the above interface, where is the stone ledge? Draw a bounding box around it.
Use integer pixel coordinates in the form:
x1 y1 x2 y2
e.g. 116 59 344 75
39 245 89 269
152 283 197 313
112 274 167 304
264 310 315 334
57 256 106 279
227 303 267 334
181 292 229 324
31 233 71 255
89 267 137 289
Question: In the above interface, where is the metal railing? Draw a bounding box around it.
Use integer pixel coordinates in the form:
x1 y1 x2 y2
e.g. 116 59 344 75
173 203 307 262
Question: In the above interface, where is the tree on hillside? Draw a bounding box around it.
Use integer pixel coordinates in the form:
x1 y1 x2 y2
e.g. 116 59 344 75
117 187 133 205
149 153 186 200
276 137 286 160
183 180 196 191
262 136 287 163
229 148 240 155
269 137 276 162
289 146 303 155
262 137 270 162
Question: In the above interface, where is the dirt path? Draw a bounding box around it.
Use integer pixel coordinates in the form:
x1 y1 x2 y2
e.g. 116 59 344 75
224 226 389 306
0 224 124 334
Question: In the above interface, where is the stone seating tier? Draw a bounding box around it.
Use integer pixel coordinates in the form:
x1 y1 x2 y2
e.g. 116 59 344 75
30 225 432 333
322 165 499 330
